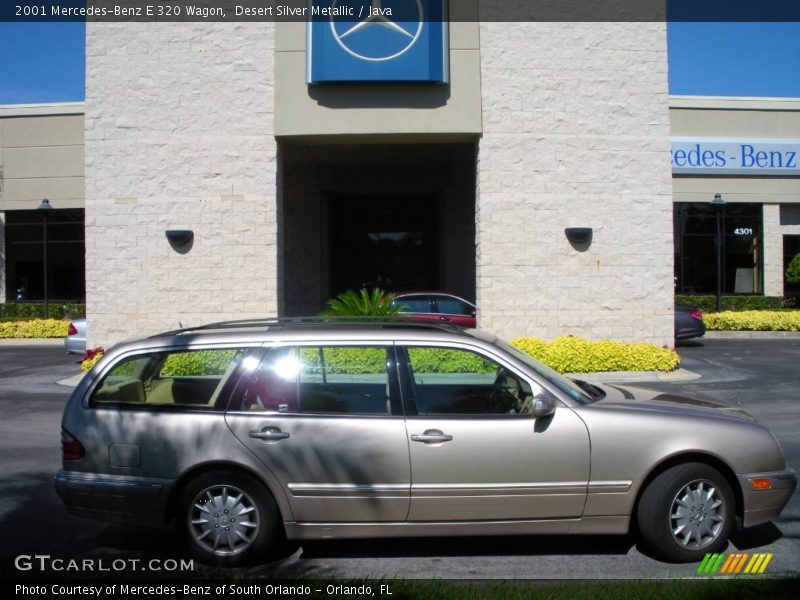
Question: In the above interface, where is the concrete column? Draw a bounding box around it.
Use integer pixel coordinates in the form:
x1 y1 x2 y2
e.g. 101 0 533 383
763 204 783 297
85 23 278 347
0 211 5 303
477 22 674 346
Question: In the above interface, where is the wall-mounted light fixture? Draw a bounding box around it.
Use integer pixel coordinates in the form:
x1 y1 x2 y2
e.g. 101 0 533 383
565 227 592 245
165 229 194 251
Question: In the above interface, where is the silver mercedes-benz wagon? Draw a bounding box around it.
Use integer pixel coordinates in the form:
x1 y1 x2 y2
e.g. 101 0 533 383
55 319 795 566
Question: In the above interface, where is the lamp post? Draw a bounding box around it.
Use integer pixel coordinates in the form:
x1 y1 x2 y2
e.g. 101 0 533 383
37 199 53 318
711 193 726 312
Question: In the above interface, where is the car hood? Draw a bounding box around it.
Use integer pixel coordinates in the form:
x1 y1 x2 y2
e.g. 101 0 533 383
587 383 757 424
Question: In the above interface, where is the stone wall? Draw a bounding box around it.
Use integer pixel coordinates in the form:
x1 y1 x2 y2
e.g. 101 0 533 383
764 204 800 297
0 212 5 302
477 22 675 345
85 23 277 347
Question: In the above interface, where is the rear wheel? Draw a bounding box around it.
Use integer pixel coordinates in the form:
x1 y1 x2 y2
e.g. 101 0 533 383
177 470 279 566
637 462 735 562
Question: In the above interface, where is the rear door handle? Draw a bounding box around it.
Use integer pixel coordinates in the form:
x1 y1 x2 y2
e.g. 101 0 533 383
249 427 290 441
411 429 453 444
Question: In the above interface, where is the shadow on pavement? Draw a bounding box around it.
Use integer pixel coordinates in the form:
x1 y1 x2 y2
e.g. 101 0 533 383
294 533 637 560
676 340 705 348
0 472 185 561
731 522 784 549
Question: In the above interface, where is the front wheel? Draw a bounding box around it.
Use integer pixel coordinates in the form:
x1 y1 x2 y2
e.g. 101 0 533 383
637 462 735 562
177 470 279 566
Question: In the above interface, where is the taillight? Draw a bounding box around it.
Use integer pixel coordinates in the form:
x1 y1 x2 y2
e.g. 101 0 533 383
690 310 703 320
61 428 85 461
68 322 78 336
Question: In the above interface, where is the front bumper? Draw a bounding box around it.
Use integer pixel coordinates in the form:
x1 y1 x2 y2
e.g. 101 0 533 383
54 469 173 526
738 468 797 528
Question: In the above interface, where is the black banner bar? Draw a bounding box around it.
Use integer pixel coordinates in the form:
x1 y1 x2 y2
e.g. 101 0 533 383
2 1 800 23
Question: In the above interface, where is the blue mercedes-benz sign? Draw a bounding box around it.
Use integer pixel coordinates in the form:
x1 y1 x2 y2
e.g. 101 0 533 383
307 0 449 84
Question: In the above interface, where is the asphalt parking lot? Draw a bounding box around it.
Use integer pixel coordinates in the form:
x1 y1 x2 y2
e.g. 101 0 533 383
0 338 797 579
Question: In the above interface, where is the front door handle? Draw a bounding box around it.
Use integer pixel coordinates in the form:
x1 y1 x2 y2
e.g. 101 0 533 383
249 427 290 441
411 429 453 444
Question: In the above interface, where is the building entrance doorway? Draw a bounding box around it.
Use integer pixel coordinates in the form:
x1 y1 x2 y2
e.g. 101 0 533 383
329 194 438 296
278 142 477 316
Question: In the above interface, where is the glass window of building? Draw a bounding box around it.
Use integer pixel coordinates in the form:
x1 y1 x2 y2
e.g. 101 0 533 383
673 203 763 295
4 209 85 302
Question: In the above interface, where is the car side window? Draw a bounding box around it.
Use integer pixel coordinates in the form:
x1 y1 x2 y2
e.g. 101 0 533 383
91 348 250 409
405 346 533 416
435 297 473 315
236 346 392 415
395 296 432 313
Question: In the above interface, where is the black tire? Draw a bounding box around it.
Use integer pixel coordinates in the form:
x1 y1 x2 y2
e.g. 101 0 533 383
177 470 279 567
637 462 735 563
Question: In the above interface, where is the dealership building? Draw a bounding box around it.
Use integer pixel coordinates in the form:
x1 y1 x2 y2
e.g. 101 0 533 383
1 16 799 348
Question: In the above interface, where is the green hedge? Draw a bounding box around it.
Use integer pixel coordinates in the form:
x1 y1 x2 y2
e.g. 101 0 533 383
85 350 243 375
675 295 784 312
0 319 70 338
0 303 85 320
160 350 241 376
703 310 800 332
80 336 681 377
510 336 680 373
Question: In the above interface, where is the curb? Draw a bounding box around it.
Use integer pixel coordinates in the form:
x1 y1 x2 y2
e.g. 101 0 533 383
0 338 64 347
703 331 800 339
564 368 700 383
57 373 86 388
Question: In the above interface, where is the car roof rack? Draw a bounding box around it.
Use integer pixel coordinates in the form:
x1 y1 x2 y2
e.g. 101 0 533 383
154 316 467 337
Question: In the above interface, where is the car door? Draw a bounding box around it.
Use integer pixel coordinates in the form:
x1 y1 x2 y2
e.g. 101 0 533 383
398 343 590 521
225 344 411 523
431 295 477 328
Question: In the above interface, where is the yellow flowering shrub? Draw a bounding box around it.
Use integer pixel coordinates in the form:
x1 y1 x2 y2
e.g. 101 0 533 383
510 335 680 373
0 319 69 338
703 310 800 332
81 353 104 372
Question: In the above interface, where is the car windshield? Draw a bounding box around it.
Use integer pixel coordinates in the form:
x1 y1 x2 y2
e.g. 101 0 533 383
496 340 593 405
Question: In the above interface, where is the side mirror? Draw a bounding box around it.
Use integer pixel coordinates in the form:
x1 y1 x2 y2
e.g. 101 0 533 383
531 393 557 418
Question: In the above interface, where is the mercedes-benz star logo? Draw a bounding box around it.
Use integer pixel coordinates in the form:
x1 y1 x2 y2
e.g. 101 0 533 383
330 0 424 62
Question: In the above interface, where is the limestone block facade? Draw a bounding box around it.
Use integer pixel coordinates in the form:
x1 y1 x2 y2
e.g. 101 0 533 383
85 19 675 348
476 23 674 345
85 23 277 346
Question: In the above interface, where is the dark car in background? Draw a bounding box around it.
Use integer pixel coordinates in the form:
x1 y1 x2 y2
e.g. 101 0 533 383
392 292 477 328
675 304 705 340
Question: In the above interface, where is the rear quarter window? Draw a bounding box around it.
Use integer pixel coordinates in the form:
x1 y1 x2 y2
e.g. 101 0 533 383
90 348 252 410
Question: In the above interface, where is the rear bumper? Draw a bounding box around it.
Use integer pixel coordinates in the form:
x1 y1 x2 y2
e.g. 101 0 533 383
54 469 173 526
64 336 86 355
739 469 796 528
675 322 706 340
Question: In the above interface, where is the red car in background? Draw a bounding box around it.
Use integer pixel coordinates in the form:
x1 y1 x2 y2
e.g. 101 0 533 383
392 292 477 328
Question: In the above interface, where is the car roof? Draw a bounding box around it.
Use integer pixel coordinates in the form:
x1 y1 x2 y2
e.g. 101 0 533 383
394 292 476 305
108 318 495 355
395 291 466 297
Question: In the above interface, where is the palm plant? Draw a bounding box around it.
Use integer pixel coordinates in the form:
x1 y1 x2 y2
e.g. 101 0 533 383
321 288 400 317
787 252 800 285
